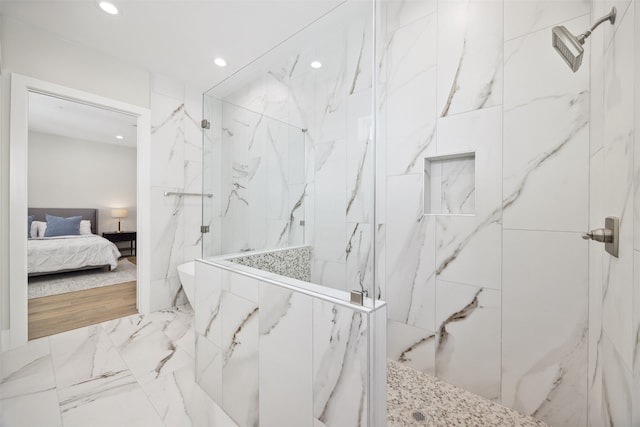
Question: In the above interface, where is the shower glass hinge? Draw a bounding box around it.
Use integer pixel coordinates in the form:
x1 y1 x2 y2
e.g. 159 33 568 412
201 119 211 130
350 290 368 306
299 220 305 226
200 225 210 233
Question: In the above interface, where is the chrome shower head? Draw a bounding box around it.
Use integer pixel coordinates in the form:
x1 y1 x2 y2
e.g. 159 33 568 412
551 7 616 72
552 26 584 72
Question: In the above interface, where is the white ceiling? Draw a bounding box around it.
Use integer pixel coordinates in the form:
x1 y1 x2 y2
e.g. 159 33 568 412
2 0 345 148
0 0 344 92
28 92 138 147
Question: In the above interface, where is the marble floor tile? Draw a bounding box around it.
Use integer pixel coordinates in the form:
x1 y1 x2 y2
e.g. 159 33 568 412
147 304 196 357
0 388 62 427
0 337 55 400
0 305 235 427
49 324 128 389
102 312 192 385
58 369 164 427
142 365 238 427
100 312 154 348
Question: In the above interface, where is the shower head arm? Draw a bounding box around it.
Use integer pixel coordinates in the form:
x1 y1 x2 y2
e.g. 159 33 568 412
577 7 616 44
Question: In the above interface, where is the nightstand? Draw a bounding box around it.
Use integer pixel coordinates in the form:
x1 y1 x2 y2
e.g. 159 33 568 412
102 231 137 257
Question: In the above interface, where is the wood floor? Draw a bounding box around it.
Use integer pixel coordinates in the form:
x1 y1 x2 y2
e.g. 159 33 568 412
28 259 138 340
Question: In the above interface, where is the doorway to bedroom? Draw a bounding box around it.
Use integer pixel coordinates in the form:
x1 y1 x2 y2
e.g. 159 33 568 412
26 92 139 339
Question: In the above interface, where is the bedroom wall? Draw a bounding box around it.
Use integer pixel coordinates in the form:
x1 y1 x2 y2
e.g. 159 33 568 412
27 131 137 235
0 15 151 333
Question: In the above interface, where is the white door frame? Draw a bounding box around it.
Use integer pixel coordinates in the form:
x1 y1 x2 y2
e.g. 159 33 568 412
6 73 151 349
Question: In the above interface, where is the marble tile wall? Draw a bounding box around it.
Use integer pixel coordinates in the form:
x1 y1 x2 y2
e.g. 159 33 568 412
588 4 606 425
424 154 476 215
589 0 638 426
306 5 376 296
194 259 386 427
634 2 640 425
150 73 203 311
213 99 306 255
379 0 595 425
197 1 638 425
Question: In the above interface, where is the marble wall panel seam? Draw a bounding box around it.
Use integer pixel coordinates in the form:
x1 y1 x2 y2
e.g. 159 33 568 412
602 328 633 375
603 2 634 52
386 11 437 36
503 12 591 44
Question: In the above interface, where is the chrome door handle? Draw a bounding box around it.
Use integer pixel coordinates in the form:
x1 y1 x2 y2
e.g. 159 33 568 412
581 228 613 243
582 217 619 257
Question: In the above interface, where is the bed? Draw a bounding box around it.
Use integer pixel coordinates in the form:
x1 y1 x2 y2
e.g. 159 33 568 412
28 208 122 277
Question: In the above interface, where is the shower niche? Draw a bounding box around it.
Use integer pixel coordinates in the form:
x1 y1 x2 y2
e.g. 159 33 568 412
424 152 476 216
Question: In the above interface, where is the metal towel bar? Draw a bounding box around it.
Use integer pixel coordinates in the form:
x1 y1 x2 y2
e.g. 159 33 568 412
164 191 213 198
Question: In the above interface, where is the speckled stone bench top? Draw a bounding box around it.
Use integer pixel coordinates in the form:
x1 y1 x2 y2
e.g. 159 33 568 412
387 360 550 427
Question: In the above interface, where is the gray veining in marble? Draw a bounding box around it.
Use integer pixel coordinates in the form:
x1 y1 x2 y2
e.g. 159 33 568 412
0 305 237 427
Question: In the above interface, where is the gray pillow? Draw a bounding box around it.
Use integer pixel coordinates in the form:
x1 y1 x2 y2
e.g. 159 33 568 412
28 215 34 239
44 214 82 237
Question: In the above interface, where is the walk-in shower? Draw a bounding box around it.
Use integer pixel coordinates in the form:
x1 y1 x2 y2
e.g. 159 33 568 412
189 0 639 425
552 6 616 71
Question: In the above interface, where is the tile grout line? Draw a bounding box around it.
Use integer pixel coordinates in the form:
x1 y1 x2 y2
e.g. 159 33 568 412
47 336 65 427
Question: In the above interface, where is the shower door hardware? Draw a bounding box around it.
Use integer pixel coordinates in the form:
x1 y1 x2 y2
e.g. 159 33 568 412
350 290 369 306
201 119 211 129
164 191 213 198
582 216 619 257
350 290 364 305
201 225 210 234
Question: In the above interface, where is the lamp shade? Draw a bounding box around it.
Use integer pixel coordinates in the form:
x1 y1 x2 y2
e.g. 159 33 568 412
111 208 128 218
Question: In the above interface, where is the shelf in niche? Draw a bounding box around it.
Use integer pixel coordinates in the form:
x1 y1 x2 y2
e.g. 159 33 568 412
424 151 476 216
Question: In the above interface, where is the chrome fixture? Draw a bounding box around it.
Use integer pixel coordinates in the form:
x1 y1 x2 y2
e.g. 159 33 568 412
552 7 616 72
350 290 365 305
582 216 619 257
164 191 213 198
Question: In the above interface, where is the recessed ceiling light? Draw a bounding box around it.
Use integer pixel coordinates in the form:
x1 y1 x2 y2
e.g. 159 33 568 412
310 61 322 69
99 1 119 15
115 135 124 140
214 57 227 67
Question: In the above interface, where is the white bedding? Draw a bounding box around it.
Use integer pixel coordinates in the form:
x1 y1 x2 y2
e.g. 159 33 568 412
28 234 122 275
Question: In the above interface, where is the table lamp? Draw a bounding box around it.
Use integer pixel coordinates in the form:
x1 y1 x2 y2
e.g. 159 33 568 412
111 208 128 233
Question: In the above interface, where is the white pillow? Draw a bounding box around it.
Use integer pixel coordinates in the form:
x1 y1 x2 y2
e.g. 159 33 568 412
32 221 47 238
30 221 39 239
79 220 92 235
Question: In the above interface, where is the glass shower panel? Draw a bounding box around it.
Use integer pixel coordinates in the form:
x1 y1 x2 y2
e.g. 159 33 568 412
219 102 306 253
197 3 384 426
201 94 221 258
201 0 376 307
